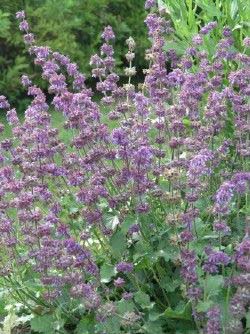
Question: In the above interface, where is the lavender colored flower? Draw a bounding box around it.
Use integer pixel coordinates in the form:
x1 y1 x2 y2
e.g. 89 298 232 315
188 149 213 178
214 181 234 214
21 75 32 87
206 307 221 334
114 277 125 288
101 26 115 41
192 34 203 45
128 224 140 235
225 319 243 334
200 21 217 35
0 96 10 109
122 292 133 300
112 128 129 146
229 295 245 319
223 27 232 37
16 11 25 19
203 249 230 274
243 37 250 47
180 249 198 284
23 33 35 45
116 262 134 273
19 20 29 32
213 221 231 235
145 0 156 9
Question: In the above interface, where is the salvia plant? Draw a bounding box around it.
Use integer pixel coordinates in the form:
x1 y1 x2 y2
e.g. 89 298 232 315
0 0 249 333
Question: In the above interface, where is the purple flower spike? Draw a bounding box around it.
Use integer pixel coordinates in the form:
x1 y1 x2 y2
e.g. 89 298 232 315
145 0 156 9
206 307 221 334
116 262 134 273
16 11 25 19
101 26 115 41
0 96 10 110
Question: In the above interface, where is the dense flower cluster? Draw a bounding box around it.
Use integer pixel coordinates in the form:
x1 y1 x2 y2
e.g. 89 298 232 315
0 2 249 333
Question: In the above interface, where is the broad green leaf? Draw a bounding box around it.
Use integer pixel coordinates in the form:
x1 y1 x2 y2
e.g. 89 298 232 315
96 316 121 334
100 263 116 283
164 302 192 321
148 308 163 321
196 300 213 313
30 314 54 334
110 229 126 257
120 216 137 233
205 275 224 297
230 0 239 19
143 320 164 333
117 300 134 314
182 117 191 128
246 311 250 328
75 315 95 334
160 277 180 292
195 0 221 18
134 291 151 308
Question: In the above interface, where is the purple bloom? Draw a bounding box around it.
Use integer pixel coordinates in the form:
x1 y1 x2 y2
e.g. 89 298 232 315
243 37 250 47
114 277 125 288
192 34 203 45
213 221 231 235
145 0 156 9
112 128 129 146
188 149 213 178
16 11 25 19
203 250 230 274
214 181 234 213
0 95 10 109
200 21 217 35
223 27 232 37
181 249 198 284
180 230 193 243
122 292 133 300
19 20 29 32
206 307 221 334
23 33 35 45
128 224 140 235
116 262 134 273
21 75 32 87
101 26 115 41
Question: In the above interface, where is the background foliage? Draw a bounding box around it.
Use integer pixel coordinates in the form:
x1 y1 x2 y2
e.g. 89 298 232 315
159 0 250 55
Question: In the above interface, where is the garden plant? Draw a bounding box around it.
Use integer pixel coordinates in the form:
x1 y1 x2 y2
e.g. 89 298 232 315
0 0 249 333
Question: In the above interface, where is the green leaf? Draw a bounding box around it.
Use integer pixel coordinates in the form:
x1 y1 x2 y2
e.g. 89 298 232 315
120 216 137 233
134 291 151 308
164 302 192 321
160 277 180 292
143 320 164 333
75 315 95 334
110 229 126 257
148 306 164 321
96 316 121 334
230 0 239 19
246 311 250 328
203 275 224 297
196 300 213 313
30 314 55 333
117 300 134 314
195 0 221 18
100 263 116 283
182 117 191 128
